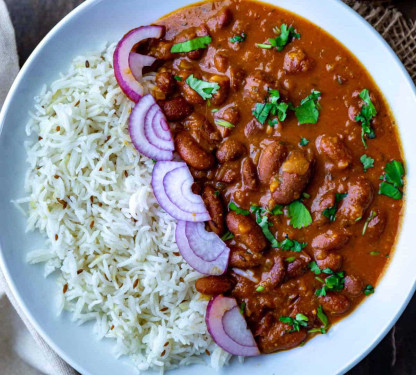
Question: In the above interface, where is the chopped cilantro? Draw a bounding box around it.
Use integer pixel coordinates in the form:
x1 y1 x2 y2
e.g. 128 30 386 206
309 261 321 275
299 137 310 146
211 108 219 113
257 24 300 51
240 302 246 314
279 313 308 332
185 74 220 100
295 90 321 125
315 269 345 296
278 236 307 252
379 160 404 199
364 284 375 296
360 154 374 172
288 200 312 229
285 256 296 263
215 119 235 128
317 305 328 329
171 35 212 53
173 75 182 81
303 192 311 199
256 285 265 292
221 231 234 241
228 202 250 216
370 251 380 256
355 89 377 148
229 32 247 43
253 89 290 125
322 193 347 222
362 210 376 236
214 190 220 197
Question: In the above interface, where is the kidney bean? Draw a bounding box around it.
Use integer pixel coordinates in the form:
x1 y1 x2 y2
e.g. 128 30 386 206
216 160 241 184
319 293 351 315
175 131 214 170
338 177 374 225
271 150 314 205
311 189 336 225
258 321 307 353
148 40 174 60
195 275 233 295
243 70 275 102
261 256 285 288
216 138 246 163
155 71 176 96
210 75 230 106
160 96 193 121
344 275 364 297
242 157 259 190
226 211 267 253
229 66 246 91
215 104 240 126
283 47 313 73
244 118 263 138
366 209 387 240
286 254 311 279
316 134 352 171
314 251 343 271
214 51 229 73
181 76 206 104
229 245 262 268
258 141 288 185
207 8 233 32
202 185 225 235
312 229 350 251
184 113 221 152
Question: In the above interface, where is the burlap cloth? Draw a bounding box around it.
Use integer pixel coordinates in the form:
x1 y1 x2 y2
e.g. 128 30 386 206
0 1 414 375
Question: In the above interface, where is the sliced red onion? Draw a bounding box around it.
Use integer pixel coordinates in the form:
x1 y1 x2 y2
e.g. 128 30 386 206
175 221 230 275
232 268 259 283
152 162 210 222
129 94 174 161
206 296 260 357
129 52 156 82
113 25 164 102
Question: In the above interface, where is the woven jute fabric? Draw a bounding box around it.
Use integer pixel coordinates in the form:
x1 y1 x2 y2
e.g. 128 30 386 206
344 0 416 82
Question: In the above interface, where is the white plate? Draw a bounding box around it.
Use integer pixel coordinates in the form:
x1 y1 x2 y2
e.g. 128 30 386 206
0 0 415 374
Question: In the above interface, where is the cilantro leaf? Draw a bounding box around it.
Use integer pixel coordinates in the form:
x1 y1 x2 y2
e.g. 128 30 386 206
322 193 347 222
364 284 375 296
309 261 321 275
299 137 309 146
315 269 345 296
379 182 402 200
228 202 250 215
229 32 247 43
285 256 296 263
360 154 374 172
253 90 290 125
278 237 307 252
171 35 212 53
256 213 279 248
173 75 182 81
295 90 321 125
221 231 234 241
317 305 328 328
355 89 377 148
279 313 308 333
257 24 300 51
288 200 312 229
362 210 376 236
384 160 404 187
185 74 220 100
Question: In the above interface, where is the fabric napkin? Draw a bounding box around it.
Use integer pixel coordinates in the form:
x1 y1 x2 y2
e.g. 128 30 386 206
0 1 414 375
0 1 78 374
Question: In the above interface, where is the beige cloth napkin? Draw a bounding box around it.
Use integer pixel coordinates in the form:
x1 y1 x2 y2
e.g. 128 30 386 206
0 1 414 375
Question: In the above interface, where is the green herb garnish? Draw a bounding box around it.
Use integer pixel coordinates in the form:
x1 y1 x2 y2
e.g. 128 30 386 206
364 284 375 296
322 193 347 222
228 202 250 216
278 236 307 252
211 108 219 113
379 160 404 199
256 285 265 292
360 154 374 172
279 313 308 332
316 305 328 332
285 257 296 263
214 119 235 128
171 35 212 53
253 89 290 125
315 269 345 296
362 210 376 236
221 231 234 241
257 24 300 51
370 251 380 256
295 90 321 125
288 200 312 229
299 137 310 146
173 75 182 82
355 89 377 148
185 74 220 100
240 302 246 314
309 261 321 275
229 32 247 43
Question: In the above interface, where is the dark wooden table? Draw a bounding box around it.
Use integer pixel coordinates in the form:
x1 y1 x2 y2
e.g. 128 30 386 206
4 0 415 374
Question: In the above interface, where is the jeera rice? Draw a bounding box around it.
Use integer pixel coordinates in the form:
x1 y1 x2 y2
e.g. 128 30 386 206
14 43 232 372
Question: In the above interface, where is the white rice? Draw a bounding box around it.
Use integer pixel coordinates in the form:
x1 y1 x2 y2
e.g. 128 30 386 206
14 43 232 372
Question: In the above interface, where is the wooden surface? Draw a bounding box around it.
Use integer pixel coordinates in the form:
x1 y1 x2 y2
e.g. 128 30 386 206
4 0 416 374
